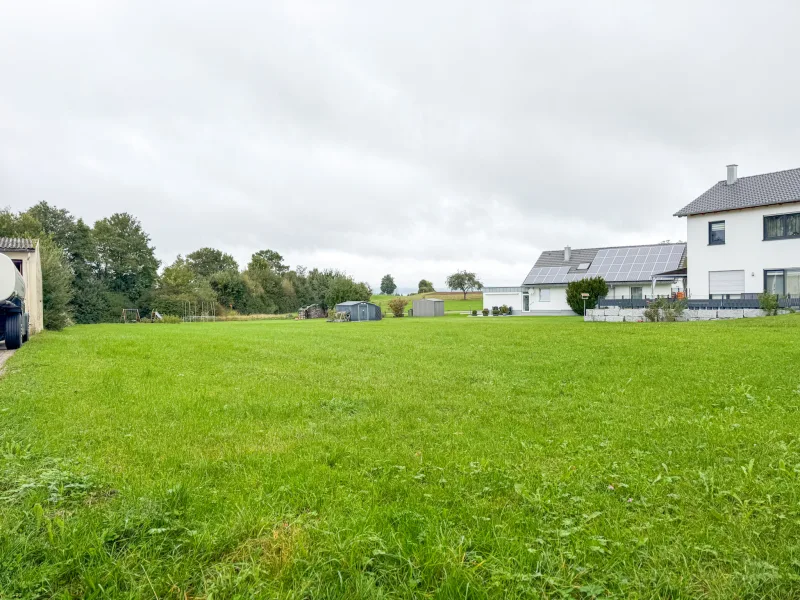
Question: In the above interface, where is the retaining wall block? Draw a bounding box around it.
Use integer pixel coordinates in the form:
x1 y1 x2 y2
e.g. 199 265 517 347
604 306 620 316
688 310 717 321
717 309 745 319
605 316 624 322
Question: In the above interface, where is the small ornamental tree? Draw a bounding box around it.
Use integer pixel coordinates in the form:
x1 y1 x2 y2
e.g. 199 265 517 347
380 274 397 295
565 277 609 315
387 296 408 317
445 270 483 299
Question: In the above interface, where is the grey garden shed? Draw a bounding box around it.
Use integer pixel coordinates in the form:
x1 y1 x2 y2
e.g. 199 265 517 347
335 301 382 322
412 298 444 317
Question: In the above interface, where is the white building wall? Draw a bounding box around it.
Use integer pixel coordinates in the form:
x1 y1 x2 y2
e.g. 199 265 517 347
482 292 522 311
528 286 571 312
684 202 800 297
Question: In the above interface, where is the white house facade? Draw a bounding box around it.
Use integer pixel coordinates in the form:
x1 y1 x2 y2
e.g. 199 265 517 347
675 165 800 299
484 243 685 316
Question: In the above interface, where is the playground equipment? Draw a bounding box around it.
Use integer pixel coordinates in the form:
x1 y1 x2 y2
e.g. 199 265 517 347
183 301 216 322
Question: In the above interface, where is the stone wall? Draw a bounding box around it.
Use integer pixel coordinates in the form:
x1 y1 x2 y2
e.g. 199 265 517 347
584 307 786 322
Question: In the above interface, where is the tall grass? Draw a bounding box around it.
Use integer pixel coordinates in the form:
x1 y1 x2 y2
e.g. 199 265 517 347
1 315 800 597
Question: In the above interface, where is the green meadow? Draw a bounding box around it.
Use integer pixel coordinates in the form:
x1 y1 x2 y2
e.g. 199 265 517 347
2 316 800 598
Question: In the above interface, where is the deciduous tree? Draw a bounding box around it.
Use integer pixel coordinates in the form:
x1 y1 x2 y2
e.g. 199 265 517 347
445 270 483 299
380 274 397 295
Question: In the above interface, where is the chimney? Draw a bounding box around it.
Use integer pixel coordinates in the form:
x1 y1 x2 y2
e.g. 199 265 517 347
564 246 571 262
727 164 738 185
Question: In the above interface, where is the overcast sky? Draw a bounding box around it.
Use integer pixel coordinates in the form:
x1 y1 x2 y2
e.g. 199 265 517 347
2 1 799 289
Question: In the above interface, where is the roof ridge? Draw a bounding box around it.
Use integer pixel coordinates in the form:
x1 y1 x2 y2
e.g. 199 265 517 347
717 166 800 183
540 241 685 254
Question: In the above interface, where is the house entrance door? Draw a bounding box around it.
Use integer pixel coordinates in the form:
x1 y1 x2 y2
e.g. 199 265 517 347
523 293 530 311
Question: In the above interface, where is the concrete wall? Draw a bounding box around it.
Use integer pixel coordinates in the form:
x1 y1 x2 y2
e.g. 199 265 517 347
585 307 786 323
3 244 44 334
684 201 800 297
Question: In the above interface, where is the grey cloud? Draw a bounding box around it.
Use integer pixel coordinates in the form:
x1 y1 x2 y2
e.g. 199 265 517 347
2 1 799 288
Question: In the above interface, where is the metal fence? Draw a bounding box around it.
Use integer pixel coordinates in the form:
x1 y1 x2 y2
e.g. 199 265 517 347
598 295 800 310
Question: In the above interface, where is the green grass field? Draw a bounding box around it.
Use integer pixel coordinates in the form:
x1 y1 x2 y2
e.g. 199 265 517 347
371 293 483 313
2 316 800 598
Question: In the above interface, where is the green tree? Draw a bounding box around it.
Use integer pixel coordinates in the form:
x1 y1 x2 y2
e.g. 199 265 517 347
445 270 483 299
186 247 238 278
38 238 74 330
380 274 397 295
26 202 76 247
325 275 371 308
418 279 435 293
67 219 106 324
94 213 160 302
210 270 248 310
565 277 609 315
250 249 288 275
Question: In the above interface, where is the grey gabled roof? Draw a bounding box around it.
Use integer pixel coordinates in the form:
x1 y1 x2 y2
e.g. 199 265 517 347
0 237 36 251
675 167 800 217
523 242 686 286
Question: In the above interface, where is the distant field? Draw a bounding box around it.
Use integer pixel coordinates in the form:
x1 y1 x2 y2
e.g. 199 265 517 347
2 315 800 597
372 291 482 313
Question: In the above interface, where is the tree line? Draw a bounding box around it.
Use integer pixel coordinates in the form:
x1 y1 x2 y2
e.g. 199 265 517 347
0 202 371 329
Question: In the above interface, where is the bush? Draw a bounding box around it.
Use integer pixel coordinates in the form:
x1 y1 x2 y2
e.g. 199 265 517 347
491 306 500 316
759 293 779 316
387 296 408 317
644 298 687 322
482 308 489 316
161 315 182 324
471 310 477 316
565 277 609 315
500 304 508 315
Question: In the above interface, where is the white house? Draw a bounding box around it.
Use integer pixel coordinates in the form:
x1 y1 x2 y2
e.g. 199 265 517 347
483 243 685 315
674 165 800 298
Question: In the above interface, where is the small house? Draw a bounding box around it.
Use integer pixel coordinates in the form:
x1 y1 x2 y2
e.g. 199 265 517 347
335 301 382 322
412 298 444 317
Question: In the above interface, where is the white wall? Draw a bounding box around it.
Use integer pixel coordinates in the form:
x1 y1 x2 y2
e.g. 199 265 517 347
684 202 800 297
483 292 522 311
528 286 571 312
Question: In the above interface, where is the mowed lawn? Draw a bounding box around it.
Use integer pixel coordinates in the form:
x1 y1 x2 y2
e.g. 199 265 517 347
2 316 800 598
372 293 483 313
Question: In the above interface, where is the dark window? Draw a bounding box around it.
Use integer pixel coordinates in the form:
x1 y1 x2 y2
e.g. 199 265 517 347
708 221 725 245
630 287 643 299
765 269 800 296
764 212 800 240
11 260 22 276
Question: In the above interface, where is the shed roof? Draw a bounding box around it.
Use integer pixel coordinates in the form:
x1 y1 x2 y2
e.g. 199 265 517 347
674 167 800 217
336 300 375 306
0 237 37 251
415 298 443 302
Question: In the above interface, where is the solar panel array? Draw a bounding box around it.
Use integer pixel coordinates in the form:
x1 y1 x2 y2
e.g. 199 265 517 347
585 244 684 283
522 244 686 285
523 266 571 284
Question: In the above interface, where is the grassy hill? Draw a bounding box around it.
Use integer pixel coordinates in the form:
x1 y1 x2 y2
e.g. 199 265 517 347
372 291 483 313
2 315 800 597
